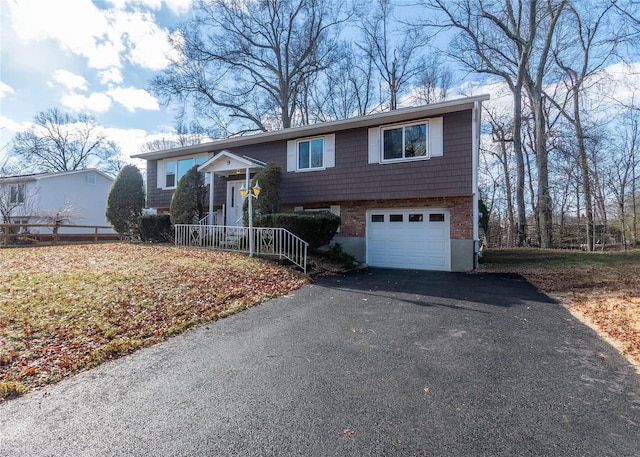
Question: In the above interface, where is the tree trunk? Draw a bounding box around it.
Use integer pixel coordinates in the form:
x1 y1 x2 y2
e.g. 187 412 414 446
513 90 527 246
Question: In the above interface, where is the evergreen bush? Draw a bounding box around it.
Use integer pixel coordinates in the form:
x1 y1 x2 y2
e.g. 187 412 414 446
138 215 172 242
258 211 340 250
170 166 207 225
105 165 145 236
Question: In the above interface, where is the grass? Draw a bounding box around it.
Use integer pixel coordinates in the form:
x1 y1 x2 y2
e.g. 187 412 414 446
480 248 640 370
0 244 308 401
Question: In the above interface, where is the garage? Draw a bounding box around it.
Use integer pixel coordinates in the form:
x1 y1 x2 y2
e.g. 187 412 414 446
366 208 451 271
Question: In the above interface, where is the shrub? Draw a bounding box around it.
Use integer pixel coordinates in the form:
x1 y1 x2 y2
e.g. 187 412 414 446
106 165 145 236
170 166 207 225
258 211 340 250
243 162 282 226
138 215 172 243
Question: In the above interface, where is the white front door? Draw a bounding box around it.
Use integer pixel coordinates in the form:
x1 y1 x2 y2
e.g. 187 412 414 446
226 181 244 226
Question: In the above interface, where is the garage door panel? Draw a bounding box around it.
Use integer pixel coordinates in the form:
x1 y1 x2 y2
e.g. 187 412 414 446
366 208 450 271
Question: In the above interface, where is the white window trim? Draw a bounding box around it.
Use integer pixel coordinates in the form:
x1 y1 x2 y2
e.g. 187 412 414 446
380 120 430 163
287 134 335 172
368 117 443 164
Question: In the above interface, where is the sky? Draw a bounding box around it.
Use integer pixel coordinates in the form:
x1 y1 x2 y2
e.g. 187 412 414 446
0 0 193 164
1 0 638 171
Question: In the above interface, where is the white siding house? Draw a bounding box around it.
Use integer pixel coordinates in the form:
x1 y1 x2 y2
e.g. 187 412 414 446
0 169 115 233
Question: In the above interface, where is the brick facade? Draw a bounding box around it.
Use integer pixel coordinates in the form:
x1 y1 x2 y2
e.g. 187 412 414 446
283 195 474 240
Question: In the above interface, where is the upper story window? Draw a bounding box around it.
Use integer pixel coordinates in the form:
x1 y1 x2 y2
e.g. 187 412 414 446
86 173 97 185
368 117 443 164
383 122 427 161
287 134 335 172
160 156 207 189
10 184 25 204
298 137 324 170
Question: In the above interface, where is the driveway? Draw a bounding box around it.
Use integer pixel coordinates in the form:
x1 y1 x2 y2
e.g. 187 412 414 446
1 268 639 456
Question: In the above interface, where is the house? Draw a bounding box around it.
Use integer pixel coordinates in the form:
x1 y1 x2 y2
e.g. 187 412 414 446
132 95 489 272
0 168 115 233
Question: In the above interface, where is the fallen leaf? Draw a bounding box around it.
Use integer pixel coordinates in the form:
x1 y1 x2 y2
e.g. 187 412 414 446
343 429 354 436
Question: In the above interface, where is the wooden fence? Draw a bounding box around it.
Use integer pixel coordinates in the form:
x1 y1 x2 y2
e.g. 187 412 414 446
0 223 118 247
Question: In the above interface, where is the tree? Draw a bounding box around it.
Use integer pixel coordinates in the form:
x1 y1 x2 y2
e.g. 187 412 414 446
418 0 568 248
152 0 351 135
106 165 146 237
244 162 283 225
358 0 427 110
169 166 207 225
11 108 120 174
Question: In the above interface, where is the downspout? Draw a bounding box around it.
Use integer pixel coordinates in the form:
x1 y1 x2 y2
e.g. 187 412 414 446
472 100 481 270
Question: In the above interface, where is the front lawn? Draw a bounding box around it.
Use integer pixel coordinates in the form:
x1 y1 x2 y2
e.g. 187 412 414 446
0 244 308 400
480 248 640 370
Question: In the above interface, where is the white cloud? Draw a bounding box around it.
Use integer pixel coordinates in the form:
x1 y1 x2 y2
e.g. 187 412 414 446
6 0 177 71
0 82 16 98
107 87 160 112
99 68 124 85
51 70 89 91
61 92 113 113
107 0 193 15
0 116 29 133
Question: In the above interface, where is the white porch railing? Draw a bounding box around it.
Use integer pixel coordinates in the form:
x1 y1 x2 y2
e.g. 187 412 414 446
174 224 308 273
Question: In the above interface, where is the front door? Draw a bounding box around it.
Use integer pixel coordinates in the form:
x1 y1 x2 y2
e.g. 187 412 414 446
226 180 244 226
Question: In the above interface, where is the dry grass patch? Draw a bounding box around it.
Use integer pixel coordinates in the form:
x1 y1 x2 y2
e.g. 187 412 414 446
480 248 640 370
0 244 308 400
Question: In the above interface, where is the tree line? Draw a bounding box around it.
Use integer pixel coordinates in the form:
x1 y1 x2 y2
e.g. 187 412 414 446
3 0 640 250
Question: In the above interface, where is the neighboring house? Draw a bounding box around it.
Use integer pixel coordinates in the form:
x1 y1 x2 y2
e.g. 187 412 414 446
0 169 115 233
133 95 489 272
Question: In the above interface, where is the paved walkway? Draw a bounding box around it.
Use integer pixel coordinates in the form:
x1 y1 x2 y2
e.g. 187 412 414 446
1 269 639 456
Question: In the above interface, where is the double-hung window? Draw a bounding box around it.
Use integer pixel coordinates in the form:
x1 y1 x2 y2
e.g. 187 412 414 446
10 184 25 204
382 122 427 161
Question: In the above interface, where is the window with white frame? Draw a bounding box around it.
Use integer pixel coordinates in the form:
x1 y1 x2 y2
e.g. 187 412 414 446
160 156 207 188
287 134 335 172
383 122 427 160
87 173 97 185
298 137 324 170
368 117 443 164
10 184 25 204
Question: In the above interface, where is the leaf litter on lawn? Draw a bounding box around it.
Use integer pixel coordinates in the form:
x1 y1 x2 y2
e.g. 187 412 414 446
0 243 308 401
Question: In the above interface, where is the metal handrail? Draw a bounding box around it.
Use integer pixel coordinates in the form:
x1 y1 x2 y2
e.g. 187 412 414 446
174 224 308 273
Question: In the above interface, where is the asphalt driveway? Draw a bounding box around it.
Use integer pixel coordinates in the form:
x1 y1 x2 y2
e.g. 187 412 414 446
1 268 639 456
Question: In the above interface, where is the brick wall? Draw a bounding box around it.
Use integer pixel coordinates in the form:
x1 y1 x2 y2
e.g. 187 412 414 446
284 195 474 240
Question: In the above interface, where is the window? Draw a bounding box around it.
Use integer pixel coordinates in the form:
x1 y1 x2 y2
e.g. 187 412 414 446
162 156 207 188
368 117 443 164
298 138 324 170
10 184 25 204
371 214 385 222
429 213 445 222
87 173 97 185
409 214 424 222
383 122 427 161
390 214 403 222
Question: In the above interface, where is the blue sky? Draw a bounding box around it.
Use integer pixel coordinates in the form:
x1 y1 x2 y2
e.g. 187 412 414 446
1 0 638 169
0 0 193 163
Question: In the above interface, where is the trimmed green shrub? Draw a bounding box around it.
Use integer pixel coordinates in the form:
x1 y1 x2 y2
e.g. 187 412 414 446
258 211 340 250
106 165 145 236
138 215 172 243
170 166 207 225
243 162 282 226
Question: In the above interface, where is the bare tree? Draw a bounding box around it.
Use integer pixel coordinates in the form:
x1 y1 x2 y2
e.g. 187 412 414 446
11 108 119 173
544 0 619 250
151 0 351 135
413 55 454 104
358 0 427 110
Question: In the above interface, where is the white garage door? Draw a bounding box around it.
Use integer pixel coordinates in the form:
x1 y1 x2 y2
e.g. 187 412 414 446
366 208 450 271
